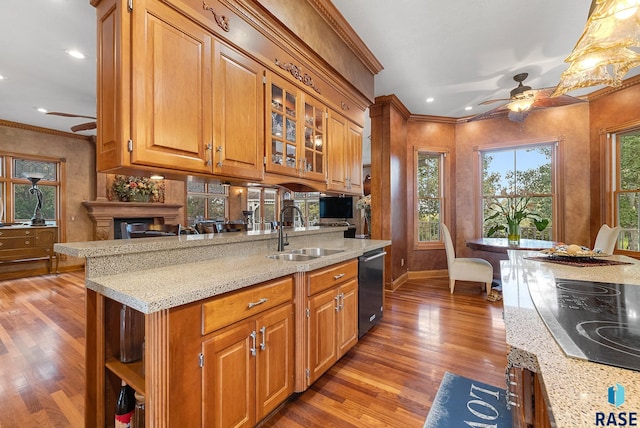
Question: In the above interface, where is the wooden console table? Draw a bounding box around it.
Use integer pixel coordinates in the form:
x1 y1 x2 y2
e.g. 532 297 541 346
0 225 59 273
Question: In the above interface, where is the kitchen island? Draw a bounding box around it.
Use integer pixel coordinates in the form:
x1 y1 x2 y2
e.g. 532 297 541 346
55 227 390 427
502 250 640 427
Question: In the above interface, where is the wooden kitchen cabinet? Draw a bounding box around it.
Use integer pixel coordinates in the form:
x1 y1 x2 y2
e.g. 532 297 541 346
265 73 327 182
95 0 265 180
96 0 214 174
327 109 363 194
306 260 358 386
201 278 294 428
212 42 265 181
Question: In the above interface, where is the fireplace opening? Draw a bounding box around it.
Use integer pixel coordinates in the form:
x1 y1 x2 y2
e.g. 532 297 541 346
114 218 156 239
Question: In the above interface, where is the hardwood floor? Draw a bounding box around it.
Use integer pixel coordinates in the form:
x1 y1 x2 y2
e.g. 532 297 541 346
0 273 507 428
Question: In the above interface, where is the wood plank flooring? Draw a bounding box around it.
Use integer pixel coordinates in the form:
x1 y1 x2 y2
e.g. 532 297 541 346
0 273 507 428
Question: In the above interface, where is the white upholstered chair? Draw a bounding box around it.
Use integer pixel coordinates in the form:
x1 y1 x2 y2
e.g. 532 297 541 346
441 224 493 295
593 224 621 255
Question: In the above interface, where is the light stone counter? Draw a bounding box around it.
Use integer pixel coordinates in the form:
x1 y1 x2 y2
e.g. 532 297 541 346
501 251 640 427
55 227 390 313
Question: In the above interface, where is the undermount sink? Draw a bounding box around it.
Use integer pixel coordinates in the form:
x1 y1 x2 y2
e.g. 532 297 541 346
287 248 345 257
266 253 319 261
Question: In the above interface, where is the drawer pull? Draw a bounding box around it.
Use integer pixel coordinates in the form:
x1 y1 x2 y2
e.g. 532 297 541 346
24 230 31 235
333 273 345 280
247 298 268 309
24 241 31 245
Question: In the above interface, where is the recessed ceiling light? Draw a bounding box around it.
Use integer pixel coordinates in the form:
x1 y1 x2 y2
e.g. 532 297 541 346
0 75 5 80
66 49 86 59
37 107 48 113
426 97 434 103
465 106 473 111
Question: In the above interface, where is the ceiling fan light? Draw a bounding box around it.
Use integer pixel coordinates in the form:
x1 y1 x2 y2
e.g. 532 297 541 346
507 98 534 112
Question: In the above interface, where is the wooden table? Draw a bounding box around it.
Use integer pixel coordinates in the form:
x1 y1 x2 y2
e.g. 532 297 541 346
466 237 558 254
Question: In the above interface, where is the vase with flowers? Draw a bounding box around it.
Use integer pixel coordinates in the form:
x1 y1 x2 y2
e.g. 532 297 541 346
485 195 549 246
112 175 163 203
356 194 371 236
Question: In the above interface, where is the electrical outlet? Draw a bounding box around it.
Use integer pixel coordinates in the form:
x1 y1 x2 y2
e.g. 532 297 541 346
401 258 404 266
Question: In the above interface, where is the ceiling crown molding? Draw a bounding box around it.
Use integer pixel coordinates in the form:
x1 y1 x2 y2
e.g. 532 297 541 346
306 0 383 75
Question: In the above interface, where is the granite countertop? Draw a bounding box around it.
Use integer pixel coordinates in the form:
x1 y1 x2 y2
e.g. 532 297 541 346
501 251 640 427
56 229 390 314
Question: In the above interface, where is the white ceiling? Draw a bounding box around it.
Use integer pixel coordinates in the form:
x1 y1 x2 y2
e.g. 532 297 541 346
0 0 638 137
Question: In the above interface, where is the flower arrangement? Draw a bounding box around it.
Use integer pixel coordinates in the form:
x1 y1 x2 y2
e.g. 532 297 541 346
112 175 163 202
356 194 371 217
485 195 549 239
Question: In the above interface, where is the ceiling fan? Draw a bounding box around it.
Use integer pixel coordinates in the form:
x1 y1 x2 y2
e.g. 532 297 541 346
468 73 586 122
46 111 97 132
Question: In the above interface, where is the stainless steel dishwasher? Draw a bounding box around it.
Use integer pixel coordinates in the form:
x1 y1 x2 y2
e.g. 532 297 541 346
358 249 386 338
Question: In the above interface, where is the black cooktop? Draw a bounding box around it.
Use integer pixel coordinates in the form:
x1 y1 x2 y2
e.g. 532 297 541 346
530 278 640 372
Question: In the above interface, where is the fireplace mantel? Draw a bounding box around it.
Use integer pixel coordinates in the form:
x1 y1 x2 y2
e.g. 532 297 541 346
83 201 182 240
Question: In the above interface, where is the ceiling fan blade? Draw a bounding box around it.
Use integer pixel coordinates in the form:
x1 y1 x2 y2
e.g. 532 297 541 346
467 103 510 122
478 98 511 106
47 111 96 120
532 88 586 108
71 121 97 132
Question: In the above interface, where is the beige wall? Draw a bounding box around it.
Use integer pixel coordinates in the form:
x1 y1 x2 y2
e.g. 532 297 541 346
0 122 95 274
371 79 639 277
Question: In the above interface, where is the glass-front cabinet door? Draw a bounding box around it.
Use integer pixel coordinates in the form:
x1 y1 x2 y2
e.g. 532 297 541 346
267 74 299 177
303 96 326 182
265 73 326 181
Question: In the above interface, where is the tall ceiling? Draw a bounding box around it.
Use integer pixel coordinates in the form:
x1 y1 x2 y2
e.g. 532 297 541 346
0 0 638 136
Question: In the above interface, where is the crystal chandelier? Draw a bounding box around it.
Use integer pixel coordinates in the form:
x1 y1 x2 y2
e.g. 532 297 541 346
553 0 640 96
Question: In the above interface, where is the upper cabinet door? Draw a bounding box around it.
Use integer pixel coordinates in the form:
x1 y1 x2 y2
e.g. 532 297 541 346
212 42 265 181
327 109 363 195
326 110 348 192
302 95 327 182
130 0 213 173
265 73 301 178
347 122 363 194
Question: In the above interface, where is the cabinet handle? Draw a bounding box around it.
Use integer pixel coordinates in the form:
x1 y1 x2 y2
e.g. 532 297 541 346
216 145 223 168
249 331 257 356
248 297 268 309
24 230 31 235
335 295 340 312
24 240 31 245
259 326 266 351
205 143 213 166
333 273 345 280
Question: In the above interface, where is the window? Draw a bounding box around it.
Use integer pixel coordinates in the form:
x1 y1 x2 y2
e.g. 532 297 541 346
481 144 555 240
292 192 319 227
186 182 228 224
0 155 62 224
613 128 640 251
247 188 279 229
415 149 445 245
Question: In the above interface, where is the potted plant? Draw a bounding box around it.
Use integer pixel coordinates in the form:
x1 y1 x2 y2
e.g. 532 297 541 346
485 195 549 245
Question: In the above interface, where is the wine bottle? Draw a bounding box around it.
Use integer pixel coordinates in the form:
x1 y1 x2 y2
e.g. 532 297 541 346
115 380 135 428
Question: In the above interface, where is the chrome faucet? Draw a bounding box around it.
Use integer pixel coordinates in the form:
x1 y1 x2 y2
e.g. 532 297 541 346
277 205 305 251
